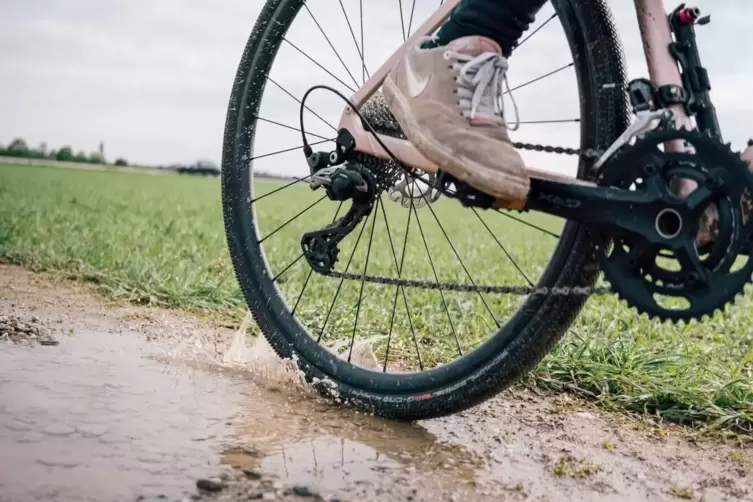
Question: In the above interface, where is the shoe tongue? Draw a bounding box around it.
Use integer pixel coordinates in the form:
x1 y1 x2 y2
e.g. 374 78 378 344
447 36 502 56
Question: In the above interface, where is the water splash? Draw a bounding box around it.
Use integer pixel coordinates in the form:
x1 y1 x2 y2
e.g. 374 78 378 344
330 335 385 370
154 311 307 391
222 311 277 365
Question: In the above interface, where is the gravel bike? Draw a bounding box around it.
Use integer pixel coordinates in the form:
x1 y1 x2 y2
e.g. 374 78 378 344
221 0 753 419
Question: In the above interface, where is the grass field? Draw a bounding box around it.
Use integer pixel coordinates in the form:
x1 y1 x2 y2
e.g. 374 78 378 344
1 163 752 435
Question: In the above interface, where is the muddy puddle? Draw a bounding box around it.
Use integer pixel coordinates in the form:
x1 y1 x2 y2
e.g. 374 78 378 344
0 329 243 501
0 312 487 502
1 265 751 502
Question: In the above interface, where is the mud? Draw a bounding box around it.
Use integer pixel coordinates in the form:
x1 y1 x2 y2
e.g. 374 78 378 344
0 264 751 502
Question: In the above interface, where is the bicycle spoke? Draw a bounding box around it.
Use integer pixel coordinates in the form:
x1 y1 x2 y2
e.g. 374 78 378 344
381 198 423 371
293 269 314 314
472 208 533 287
496 210 561 239
347 207 379 363
398 0 407 41
303 4 361 89
250 138 334 164
360 0 367 83
259 195 327 244
414 204 462 357
251 175 311 204
254 115 330 140
406 0 418 38
424 201 500 327
506 62 574 94
398 208 422 370
336 0 370 83
515 12 557 50
273 253 304 282
292 202 344 314
317 217 370 344
283 38 357 93
267 77 338 132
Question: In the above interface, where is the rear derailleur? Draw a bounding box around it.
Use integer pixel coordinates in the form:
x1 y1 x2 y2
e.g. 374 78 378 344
300 128 491 274
301 157 378 274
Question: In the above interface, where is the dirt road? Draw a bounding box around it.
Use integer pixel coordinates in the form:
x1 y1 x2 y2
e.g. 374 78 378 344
0 265 750 502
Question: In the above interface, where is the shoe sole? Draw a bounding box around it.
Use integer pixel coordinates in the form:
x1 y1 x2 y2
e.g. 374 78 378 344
382 77 530 201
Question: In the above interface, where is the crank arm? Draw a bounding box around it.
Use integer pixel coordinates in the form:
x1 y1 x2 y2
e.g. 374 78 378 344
524 177 696 245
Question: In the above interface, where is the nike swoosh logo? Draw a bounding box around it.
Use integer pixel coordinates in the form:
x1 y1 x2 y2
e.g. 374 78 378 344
405 57 430 98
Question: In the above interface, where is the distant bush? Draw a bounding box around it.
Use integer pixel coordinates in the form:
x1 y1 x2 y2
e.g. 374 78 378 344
171 160 220 177
56 147 75 162
175 166 220 177
114 158 128 167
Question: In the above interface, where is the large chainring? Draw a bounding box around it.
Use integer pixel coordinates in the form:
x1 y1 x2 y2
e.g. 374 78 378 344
594 128 753 322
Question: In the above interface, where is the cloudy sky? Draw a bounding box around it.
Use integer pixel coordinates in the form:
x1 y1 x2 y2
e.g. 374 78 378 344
1 0 749 175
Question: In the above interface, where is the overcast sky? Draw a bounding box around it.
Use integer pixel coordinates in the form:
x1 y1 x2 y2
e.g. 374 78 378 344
1 0 749 174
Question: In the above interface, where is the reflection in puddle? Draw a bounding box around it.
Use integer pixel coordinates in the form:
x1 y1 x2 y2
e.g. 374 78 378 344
223 385 485 495
166 329 487 495
0 331 244 502
1 327 487 501
196 328 484 489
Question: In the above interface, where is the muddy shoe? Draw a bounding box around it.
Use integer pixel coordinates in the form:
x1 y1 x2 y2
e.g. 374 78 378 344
383 35 529 201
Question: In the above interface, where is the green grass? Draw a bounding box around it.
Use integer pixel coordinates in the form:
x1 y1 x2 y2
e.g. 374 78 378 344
1 163 752 434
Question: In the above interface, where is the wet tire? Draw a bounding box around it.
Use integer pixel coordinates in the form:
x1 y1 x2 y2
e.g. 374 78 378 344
221 0 630 420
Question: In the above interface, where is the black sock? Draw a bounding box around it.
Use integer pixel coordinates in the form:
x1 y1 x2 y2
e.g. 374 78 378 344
424 0 547 57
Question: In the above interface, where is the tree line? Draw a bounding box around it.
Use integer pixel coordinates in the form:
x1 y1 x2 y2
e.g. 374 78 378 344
0 137 223 177
0 138 129 166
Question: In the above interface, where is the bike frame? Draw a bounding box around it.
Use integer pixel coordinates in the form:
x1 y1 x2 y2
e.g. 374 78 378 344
335 0 753 208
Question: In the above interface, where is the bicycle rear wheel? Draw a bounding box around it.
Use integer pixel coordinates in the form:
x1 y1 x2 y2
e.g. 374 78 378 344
221 0 629 419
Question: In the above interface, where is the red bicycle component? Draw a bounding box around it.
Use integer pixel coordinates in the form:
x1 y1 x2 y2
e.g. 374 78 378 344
677 6 700 24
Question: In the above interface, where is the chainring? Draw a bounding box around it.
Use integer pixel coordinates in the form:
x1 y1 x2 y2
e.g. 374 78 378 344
594 128 753 322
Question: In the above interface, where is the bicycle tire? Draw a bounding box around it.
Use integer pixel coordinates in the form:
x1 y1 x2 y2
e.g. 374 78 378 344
221 0 630 420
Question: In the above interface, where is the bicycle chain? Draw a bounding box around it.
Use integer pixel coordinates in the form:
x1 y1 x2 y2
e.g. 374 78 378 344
323 141 614 296
512 142 602 159
322 269 612 295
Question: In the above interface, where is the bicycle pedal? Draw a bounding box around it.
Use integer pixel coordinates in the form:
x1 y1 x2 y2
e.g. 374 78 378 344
435 170 495 209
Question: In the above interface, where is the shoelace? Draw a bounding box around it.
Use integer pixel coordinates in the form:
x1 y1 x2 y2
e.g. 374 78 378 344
445 50 520 130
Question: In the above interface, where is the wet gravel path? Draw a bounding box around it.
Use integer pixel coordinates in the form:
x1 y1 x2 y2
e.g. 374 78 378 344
1 265 751 502
0 313 59 346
